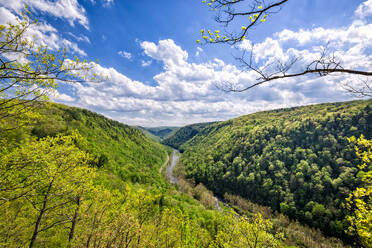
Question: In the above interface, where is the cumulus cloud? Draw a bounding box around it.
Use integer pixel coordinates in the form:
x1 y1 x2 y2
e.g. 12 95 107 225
0 0 89 29
62 2 372 126
0 4 87 56
51 92 75 102
118 50 132 59
235 0 372 93
355 0 372 20
141 60 152 67
3 0 370 126
60 36 353 126
141 39 188 68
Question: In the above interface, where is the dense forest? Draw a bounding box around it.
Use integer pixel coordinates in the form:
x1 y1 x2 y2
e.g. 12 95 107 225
0 102 288 247
162 122 215 151
177 100 371 243
1 3 371 247
1 101 359 247
144 126 178 140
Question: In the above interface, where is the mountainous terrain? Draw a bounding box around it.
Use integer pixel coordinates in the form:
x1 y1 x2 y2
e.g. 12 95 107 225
2 1 372 247
1 101 358 247
28 103 171 185
0 103 227 247
162 122 215 151
169 100 371 242
144 126 179 140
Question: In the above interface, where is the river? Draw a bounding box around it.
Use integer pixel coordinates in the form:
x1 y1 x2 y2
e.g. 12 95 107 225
166 149 222 211
166 150 179 184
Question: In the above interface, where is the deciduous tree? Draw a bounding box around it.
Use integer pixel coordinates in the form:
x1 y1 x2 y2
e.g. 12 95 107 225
346 135 372 247
0 8 99 133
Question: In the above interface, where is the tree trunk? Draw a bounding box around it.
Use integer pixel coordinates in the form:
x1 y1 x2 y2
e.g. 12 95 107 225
29 181 53 248
69 196 81 245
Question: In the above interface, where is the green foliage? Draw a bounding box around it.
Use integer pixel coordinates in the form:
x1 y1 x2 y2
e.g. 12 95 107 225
162 122 215 150
0 132 95 247
28 103 169 186
180 100 372 243
0 102 288 247
0 13 99 133
144 126 179 140
346 135 372 247
0 11 292 248
210 213 281 248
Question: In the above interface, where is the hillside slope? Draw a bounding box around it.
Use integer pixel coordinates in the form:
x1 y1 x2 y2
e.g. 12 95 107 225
1 101 354 247
181 100 371 241
0 102 234 247
144 126 179 140
28 103 170 186
162 122 215 150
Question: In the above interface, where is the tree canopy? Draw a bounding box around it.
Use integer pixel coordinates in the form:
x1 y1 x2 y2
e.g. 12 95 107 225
0 9 99 133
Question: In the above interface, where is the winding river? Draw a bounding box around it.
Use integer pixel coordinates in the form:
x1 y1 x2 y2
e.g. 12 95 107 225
166 150 179 184
166 149 222 211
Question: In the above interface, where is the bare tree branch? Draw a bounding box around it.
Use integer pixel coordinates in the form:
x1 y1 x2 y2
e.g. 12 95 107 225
199 0 372 96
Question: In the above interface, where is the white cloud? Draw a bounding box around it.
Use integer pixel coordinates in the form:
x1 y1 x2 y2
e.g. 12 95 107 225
236 0 372 88
0 5 87 56
141 60 152 67
118 50 132 59
59 37 353 126
3 0 369 126
0 6 17 24
103 0 114 7
62 2 372 126
239 38 287 63
67 32 90 43
355 0 372 20
196 47 203 56
141 39 188 68
0 0 89 29
51 92 75 102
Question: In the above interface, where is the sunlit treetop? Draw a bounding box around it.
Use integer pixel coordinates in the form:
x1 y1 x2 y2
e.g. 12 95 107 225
0 6 105 133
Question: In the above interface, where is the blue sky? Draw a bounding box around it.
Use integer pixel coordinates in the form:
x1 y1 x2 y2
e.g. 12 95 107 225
0 0 371 126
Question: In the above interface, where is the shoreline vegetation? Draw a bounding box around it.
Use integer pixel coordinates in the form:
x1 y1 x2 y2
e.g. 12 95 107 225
172 150 349 248
0 100 370 247
0 5 370 247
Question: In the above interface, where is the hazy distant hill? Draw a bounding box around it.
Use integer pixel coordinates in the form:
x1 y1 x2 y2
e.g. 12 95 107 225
142 126 179 140
162 122 216 150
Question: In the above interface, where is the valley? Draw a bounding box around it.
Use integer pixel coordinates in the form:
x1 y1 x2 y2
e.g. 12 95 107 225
157 99 372 247
2 100 368 247
1 1 372 247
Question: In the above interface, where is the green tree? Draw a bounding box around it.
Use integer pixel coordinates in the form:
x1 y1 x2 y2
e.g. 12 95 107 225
0 132 95 247
0 9 99 133
346 135 372 247
210 212 281 248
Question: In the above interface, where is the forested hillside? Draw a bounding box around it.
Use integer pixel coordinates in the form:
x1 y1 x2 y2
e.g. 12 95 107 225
180 100 371 242
28 103 169 185
0 102 286 247
1 3 371 247
162 122 215 150
144 126 179 140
